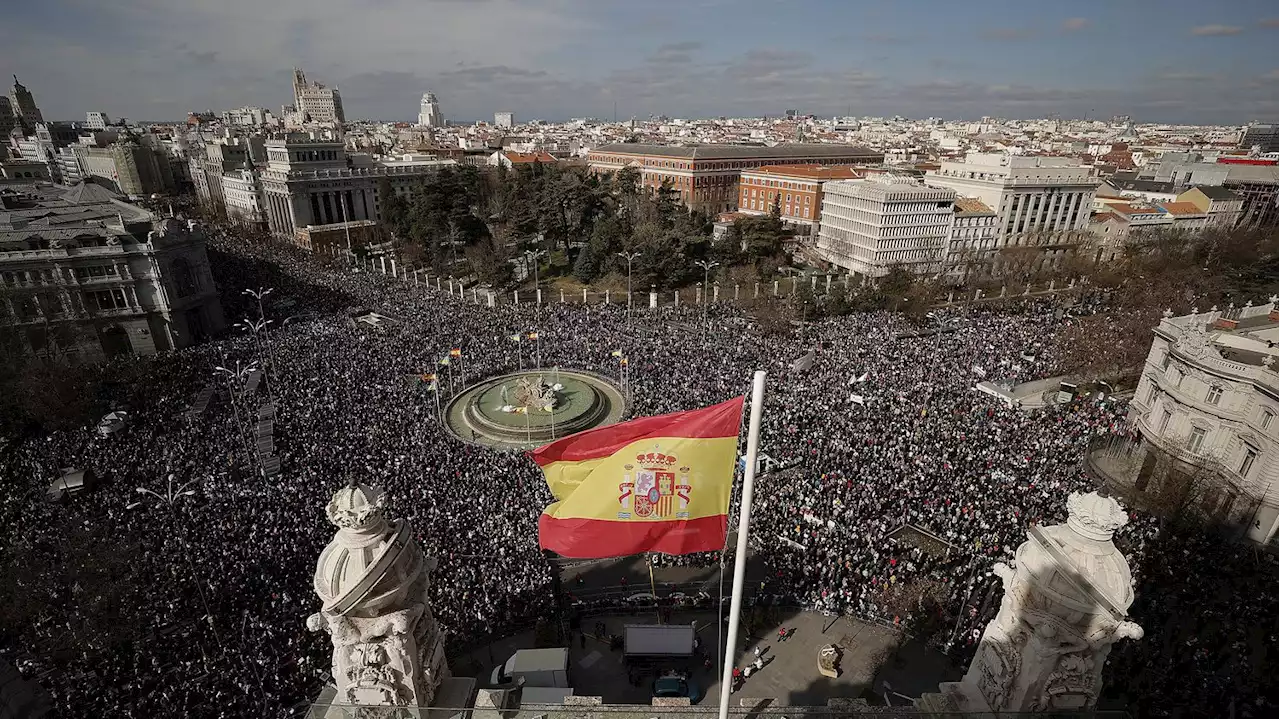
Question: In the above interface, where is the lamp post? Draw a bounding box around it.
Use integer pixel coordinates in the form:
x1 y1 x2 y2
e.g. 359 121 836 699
214 357 258 470
694 259 719 339
127 474 223 653
241 286 274 323
525 249 547 306
234 318 276 404
616 251 641 330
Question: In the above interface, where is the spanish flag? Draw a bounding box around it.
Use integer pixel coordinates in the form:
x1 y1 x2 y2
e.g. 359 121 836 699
449 348 462 358
532 396 744 558
527 331 539 340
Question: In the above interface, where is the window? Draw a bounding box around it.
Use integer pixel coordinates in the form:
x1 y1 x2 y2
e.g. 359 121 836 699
1239 447 1258 478
1187 426 1207 454
1205 386 1223 405
1158 408 1171 433
1159 351 1171 370
1263 410 1275 430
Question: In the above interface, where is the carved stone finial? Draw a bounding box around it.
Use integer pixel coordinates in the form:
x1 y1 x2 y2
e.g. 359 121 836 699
1191 306 1199 315
1066 491 1128 541
1162 308 1173 318
1263 355 1275 370
325 482 387 530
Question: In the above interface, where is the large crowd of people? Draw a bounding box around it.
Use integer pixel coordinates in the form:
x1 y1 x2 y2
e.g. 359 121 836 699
0 230 1274 718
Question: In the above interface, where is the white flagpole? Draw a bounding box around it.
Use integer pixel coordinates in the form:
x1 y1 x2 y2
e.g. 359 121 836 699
718 370 766 719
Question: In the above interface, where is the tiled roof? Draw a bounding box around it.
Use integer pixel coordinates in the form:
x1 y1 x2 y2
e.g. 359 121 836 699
591 143 881 160
743 164 865 180
502 151 556 164
1157 201 1206 216
953 197 995 215
1190 184 1241 200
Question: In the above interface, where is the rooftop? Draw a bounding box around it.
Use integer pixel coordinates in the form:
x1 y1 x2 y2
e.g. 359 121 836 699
953 197 995 215
591 143 881 160
743 164 867 180
1156 201 1205 216
1190 185 1242 200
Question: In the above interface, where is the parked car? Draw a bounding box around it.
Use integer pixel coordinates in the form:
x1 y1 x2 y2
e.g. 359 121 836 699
652 673 701 704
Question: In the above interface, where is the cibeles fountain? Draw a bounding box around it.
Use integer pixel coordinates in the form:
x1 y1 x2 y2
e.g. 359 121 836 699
918 491 1144 714
307 481 474 718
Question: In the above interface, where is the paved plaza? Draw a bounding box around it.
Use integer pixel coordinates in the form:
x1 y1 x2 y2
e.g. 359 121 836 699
453 608 963 708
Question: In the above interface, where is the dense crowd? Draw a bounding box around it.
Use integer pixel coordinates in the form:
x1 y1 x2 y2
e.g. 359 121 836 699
0 231 1274 718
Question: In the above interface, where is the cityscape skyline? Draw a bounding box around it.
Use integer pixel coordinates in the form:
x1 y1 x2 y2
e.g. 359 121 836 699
3 0 1277 126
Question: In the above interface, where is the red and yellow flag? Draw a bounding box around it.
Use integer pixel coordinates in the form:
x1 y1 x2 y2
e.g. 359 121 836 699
449 348 462 358
532 397 744 558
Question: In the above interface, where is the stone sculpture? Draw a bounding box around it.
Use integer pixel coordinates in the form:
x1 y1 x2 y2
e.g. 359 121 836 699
918 491 1143 714
307 481 450 715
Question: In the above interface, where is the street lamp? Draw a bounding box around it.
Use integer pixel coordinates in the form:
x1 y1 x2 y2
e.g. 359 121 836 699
128 474 223 652
616 251 641 329
525 249 547 305
241 286 274 322
694 259 719 337
235 318 276 404
214 357 258 469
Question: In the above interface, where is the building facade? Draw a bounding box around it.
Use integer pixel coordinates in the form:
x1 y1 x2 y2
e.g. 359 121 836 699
735 164 869 235
1239 123 1279 155
292 68 345 124
73 140 176 199
816 176 957 279
259 134 456 246
1118 305 1279 544
1176 186 1243 227
494 111 514 129
221 164 267 229
1 183 225 361
418 93 443 128
587 143 883 215
8 76 43 132
85 111 111 130
944 197 999 281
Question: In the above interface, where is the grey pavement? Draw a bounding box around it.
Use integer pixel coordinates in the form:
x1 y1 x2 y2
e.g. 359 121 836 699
452 608 962 708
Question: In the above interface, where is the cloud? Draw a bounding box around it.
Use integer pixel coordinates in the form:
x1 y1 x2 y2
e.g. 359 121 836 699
1062 18 1089 31
1261 18 1279 28
1153 72 1218 82
981 27 1037 41
1190 24 1244 36
648 41 702 65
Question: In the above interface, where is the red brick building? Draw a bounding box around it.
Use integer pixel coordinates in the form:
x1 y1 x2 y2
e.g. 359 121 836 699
736 165 885 234
587 143 882 215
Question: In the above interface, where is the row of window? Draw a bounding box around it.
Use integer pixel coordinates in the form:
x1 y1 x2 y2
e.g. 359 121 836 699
743 188 812 204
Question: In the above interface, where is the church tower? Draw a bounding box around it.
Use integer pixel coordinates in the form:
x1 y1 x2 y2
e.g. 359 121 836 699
9 76 43 132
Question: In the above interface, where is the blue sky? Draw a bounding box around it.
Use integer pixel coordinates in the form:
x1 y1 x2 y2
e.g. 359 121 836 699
1 0 1276 124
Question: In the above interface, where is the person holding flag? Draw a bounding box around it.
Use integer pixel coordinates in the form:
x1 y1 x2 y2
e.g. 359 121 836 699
509 333 523 369
527 331 541 368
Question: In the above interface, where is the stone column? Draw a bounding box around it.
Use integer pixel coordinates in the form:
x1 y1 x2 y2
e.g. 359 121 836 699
754 282 760 299
649 287 657 309
487 292 495 308
825 275 832 294
582 288 588 303
713 283 720 302
605 289 611 304
917 491 1143 714
773 280 779 296
560 290 566 303
536 289 542 305
674 289 680 307
734 284 740 301
390 259 396 278
513 290 520 305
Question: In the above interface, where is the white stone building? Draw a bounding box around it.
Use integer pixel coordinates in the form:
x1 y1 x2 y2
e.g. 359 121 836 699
1 183 225 360
291 68 345 125
494 111 514 129
944 197 998 282
1121 304 1279 543
221 163 267 229
85 111 110 130
925 153 1098 268
418 92 443 128
260 134 456 244
816 175 956 279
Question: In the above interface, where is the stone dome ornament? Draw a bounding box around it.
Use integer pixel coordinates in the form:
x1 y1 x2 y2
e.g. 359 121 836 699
1065 491 1129 541
307 481 451 712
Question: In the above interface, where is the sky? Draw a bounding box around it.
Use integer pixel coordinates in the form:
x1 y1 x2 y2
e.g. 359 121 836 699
2 0 1277 125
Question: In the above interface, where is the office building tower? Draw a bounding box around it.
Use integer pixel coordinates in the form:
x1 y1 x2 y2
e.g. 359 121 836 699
418 93 443 128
